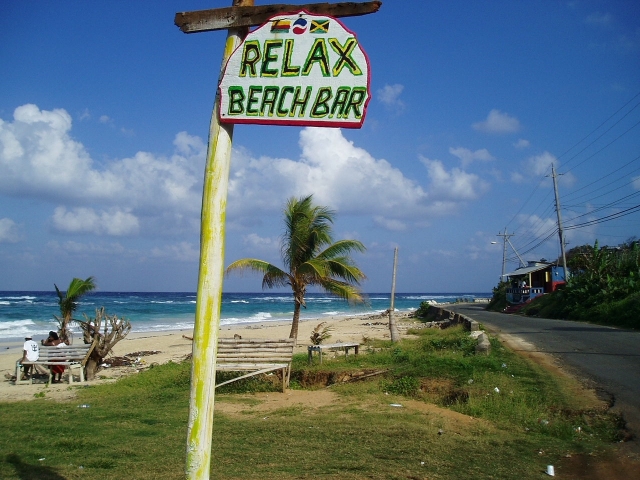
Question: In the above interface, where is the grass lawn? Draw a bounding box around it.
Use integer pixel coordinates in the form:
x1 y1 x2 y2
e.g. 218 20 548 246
0 325 624 479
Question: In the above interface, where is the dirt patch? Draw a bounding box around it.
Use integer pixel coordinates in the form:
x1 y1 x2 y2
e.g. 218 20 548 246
557 452 640 479
294 369 386 388
216 389 338 417
215 389 493 434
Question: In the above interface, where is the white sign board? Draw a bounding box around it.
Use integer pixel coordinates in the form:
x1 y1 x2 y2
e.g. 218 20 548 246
219 11 371 128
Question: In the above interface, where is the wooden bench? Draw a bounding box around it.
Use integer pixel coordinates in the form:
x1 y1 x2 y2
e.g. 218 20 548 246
16 343 95 386
215 338 295 393
307 342 360 364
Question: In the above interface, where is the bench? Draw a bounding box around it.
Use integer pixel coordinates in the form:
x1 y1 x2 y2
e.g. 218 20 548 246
16 343 95 386
307 342 360 364
215 338 295 393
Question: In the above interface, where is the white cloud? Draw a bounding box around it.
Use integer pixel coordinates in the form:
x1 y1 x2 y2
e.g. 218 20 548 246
585 12 613 27
99 115 112 124
473 109 521 134
377 84 405 111
1 105 491 239
511 172 525 183
228 128 491 229
514 139 530 149
373 216 407 231
633 176 640 190
52 206 140 236
150 242 199 262
0 104 205 224
420 157 489 201
228 127 427 219
47 240 126 256
513 151 575 186
242 233 279 253
526 151 556 176
449 147 495 167
0 218 20 243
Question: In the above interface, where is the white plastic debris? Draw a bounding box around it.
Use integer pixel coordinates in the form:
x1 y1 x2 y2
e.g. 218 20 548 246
389 403 403 407
494 387 500 393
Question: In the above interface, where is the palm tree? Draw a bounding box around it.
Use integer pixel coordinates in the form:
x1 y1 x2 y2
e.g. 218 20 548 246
226 195 366 342
54 276 96 343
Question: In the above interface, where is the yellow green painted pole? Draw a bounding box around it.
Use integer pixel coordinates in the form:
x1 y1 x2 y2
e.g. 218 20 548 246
185 2 252 478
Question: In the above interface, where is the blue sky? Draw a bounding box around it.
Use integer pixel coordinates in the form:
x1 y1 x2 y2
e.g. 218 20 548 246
1 1 639 293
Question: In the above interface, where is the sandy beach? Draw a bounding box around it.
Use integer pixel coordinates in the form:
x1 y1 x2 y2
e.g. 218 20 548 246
0 311 414 402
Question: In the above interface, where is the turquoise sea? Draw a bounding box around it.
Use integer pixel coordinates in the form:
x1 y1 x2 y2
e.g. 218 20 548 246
0 291 490 342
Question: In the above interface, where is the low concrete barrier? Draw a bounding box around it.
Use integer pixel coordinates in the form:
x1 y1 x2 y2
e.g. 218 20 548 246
419 305 489 354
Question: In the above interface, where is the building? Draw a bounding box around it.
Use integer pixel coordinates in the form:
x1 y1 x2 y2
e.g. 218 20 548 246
504 261 566 306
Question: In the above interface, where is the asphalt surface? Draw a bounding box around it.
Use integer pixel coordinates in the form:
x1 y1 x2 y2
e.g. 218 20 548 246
448 303 640 441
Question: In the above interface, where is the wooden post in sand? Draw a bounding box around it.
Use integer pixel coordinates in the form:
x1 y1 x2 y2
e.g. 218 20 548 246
389 246 400 342
175 2 381 478
182 2 253 479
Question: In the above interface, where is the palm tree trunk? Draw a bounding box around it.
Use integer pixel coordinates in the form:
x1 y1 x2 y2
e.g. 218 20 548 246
289 300 301 344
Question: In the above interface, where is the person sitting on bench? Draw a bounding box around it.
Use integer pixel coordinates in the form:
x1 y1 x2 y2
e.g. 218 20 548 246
19 335 39 380
42 331 66 383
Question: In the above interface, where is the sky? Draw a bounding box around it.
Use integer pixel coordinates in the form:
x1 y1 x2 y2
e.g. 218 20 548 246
1 1 639 293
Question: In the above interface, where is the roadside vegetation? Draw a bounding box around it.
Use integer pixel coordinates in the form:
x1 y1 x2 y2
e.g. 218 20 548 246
0 325 624 479
489 239 640 330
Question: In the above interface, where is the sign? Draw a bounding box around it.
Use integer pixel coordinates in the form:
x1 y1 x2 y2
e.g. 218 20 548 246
219 11 370 128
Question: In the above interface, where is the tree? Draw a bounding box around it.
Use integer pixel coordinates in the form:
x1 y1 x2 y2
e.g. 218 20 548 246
54 277 96 344
78 307 132 380
226 195 366 342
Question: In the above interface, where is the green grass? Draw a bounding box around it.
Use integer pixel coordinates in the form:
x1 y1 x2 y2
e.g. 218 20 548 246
0 326 624 479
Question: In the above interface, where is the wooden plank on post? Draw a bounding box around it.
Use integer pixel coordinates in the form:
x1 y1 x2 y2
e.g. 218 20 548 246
175 1 382 33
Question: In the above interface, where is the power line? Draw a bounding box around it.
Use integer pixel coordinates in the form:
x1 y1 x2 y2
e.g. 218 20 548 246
565 203 640 230
559 90 640 169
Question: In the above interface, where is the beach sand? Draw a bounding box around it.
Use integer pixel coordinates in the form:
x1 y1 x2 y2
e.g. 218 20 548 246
0 311 414 402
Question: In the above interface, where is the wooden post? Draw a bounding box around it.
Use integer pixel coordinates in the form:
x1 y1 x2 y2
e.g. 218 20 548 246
389 246 400 342
185 2 252 479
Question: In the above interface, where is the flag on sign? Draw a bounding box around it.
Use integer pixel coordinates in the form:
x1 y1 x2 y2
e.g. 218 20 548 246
310 19 329 34
271 19 291 33
292 18 308 35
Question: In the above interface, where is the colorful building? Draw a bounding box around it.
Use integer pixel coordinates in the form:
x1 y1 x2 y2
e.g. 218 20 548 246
504 261 566 306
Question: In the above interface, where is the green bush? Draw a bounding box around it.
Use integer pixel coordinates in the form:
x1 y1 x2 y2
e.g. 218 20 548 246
414 301 435 319
487 281 509 312
381 375 421 396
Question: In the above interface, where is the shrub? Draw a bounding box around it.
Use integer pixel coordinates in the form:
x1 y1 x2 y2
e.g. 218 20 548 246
382 375 421 397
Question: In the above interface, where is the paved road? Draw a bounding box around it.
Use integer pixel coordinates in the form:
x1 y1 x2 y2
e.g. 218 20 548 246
448 303 640 440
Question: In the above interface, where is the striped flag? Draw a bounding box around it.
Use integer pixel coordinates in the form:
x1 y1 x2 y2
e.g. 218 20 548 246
271 19 291 33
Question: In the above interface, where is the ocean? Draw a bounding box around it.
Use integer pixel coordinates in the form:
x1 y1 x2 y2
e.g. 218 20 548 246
0 291 490 342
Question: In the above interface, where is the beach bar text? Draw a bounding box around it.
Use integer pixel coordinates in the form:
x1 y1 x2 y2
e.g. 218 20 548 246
219 11 371 128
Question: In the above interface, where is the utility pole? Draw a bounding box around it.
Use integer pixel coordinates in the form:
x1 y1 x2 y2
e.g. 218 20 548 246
496 228 514 279
388 247 400 342
551 163 568 274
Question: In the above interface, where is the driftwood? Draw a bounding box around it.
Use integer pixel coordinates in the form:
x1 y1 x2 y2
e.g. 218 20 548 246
78 307 132 380
175 1 382 33
324 369 388 388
